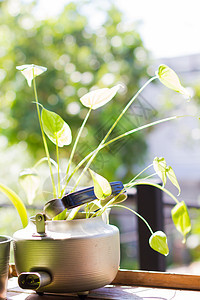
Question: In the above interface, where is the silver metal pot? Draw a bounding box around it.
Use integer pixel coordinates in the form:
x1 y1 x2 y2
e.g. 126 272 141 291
13 213 120 294
0 235 12 299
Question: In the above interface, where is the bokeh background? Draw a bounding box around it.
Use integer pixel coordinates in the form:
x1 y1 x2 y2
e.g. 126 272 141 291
1 0 200 271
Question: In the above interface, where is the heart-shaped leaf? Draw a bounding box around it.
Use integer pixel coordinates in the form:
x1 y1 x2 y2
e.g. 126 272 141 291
89 169 112 200
19 168 40 205
16 64 47 87
153 157 167 186
171 201 191 242
157 64 190 99
149 231 169 256
42 108 72 147
80 84 123 110
166 166 181 196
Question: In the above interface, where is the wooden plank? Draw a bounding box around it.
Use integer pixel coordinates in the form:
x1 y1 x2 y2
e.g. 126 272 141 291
112 269 200 291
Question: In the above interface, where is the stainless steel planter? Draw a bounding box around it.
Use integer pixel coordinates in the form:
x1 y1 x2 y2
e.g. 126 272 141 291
0 235 12 299
13 215 120 294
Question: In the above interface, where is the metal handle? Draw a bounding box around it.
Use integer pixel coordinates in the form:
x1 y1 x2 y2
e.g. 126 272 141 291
35 213 46 236
44 181 125 219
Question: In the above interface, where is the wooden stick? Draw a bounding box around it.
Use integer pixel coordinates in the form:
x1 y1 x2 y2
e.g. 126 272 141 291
112 269 200 291
8 264 17 278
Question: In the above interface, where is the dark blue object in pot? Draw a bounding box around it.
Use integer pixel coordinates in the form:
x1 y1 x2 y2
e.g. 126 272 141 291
44 181 124 218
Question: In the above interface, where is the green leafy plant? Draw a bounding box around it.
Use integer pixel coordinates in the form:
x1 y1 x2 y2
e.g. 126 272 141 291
0 63 192 256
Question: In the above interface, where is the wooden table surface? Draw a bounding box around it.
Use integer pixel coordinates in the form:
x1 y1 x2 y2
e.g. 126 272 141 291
7 269 200 300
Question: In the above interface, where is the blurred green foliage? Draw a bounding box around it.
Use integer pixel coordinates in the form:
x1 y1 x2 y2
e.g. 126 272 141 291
0 0 152 187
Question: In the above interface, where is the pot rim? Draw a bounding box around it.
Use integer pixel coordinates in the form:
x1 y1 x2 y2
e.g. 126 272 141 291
0 235 12 243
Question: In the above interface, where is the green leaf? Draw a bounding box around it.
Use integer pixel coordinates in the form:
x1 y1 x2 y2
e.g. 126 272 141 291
41 108 72 147
166 166 181 196
171 201 191 242
84 201 101 212
149 231 169 256
157 64 190 99
19 168 40 205
89 169 112 200
53 208 68 220
0 183 28 228
16 64 47 87
100 193 127 207
153 157 167 186
80 84 123 110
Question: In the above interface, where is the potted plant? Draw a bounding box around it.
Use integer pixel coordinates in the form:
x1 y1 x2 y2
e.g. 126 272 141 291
1 64 192 295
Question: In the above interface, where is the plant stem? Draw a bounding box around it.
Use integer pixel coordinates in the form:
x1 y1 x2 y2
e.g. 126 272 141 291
32 77 57 198
102 76 158 143
126 181 179 204
33 157 58 169
70 76 158 192
61 107 92 196
127 164 153 185
114 204 154 235
103 116 178 147
85 203 90 218
66 115 178 188
56 136 60 196
141 173 157 181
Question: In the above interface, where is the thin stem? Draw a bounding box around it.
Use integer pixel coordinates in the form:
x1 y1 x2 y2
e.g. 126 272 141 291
127 163 153 185
66 115 178 188
32 77 57 197
85 203 90 219
102 76 158 143
140 173 157 181
125 172 157 188
114 204 154 235
70 76 158 192
103 116 178 147
33 157 58 169
56 136 60 196
61 107 92 196
126 181 179 204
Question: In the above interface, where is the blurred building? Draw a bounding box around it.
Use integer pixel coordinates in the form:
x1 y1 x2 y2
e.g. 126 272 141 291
142 53 200 205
